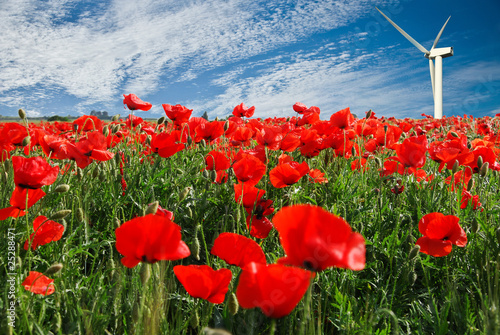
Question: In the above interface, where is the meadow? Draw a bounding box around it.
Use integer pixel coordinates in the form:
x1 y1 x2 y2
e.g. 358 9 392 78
1 98 499 334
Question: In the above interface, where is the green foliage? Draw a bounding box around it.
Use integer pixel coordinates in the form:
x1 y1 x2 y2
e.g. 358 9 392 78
47 115 69 122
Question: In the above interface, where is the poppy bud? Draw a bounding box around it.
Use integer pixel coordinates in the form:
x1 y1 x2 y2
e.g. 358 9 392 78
408 270 417 286
190 311 200 329
114 217 121 229
351 146 356 157
99 169 106 182
200 139 207 147
17 256 22 269
51 210 72 220
54 184 70 193
202 327 232 335
202 170 209 179
383 125 388 133
187 206 193 219
179 187 191 202
409 245 420 260
467 178 474 192
223 120 230 131
157 116 165 125
73 123 79 132
132 301 140 323
112 124 121 133
228 292 239 315
77 168 83 181
471 218 479 233
210 169 217 182
450 131 459 138
215 117 219 121
146 135 152 145
102 125 110 137
45 263 63 276
145 201 159 215
18 108 27 119
479 162 489 177
477 156 483 170
136 124 142 132
191 237 201 261
77 208 84 222
374 157 382 168
140 263 151 285
451 160 460 174
22 136 31 147
112 114 120 122
187 136 193 146
366 109 373 119
2 171 8 184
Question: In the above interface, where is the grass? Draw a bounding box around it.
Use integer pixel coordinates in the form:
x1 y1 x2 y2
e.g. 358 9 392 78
1 114 499 334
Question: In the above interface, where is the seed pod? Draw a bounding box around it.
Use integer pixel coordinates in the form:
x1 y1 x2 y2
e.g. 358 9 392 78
145 201 159 215
54 184 70 193
409 245 421 260
22 136 31 147
45 263 63 276
228 292 239 315
51 210 72 220
479 162 489 177
383 125 388 133
18 108 27 119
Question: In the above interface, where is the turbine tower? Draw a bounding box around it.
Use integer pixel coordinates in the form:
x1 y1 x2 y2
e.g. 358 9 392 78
376 7 453 119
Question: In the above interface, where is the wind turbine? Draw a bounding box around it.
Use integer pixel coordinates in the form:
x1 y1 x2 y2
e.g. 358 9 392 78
376 7 453 119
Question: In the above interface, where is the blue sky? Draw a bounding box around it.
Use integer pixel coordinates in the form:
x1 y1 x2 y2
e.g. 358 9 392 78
1 0 499 120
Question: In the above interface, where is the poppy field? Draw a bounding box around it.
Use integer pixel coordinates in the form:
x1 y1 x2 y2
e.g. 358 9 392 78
1 95 500 334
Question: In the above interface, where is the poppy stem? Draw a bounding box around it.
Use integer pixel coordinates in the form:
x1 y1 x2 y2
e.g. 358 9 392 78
269 318 276 335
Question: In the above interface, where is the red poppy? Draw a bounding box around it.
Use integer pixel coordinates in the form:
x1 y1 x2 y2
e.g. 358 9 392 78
150 132 185 158
211 233 267 267
123 94 152 111
205 150 231 171
24 215 64 250
233 103 255 118
273 205 365 272
125 114 144 128
173 265 232 304
0 187 46 220
115 214 190 268
195 121 225 143
73 115 104 132
234 183 265 208
163 104 193 126
236 262 314 318
12 156 59 189
256 126 283 150
232 154 267 186
460 191 483 211
390 135 428 169
293 102 308 114
269 161 309 188
22 271 55 296
246 214 273 239
75 131 115 165
330 107 354 129
308 169 328 184
416 213 467 257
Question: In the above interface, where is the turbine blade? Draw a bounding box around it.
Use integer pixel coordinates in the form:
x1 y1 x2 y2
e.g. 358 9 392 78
429 58 435 99
431 16 451 50
376 7 429 54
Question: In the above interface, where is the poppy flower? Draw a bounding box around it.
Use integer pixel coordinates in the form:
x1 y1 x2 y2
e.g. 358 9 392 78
123 94 152 111
211 233 267 268
12 156 59 189
269 161 309 188
73 115 104 132
195 121 225 143
205 150 231 171
236 262 314 318
460 191 483 211
416 213 467 257
150 132 185 158
246 214 273 239
163 104 193 126
330 107 354 129
173 265 232 304
234 183 265 208
308 169 328 184
256 126 283 150
75 131 115 166
0 187 46 220
115 214 190 268
233 103 255 118
24 215 64 250
22 271 55 296
273 205 365 272
391 135 428 169
232 154 267 186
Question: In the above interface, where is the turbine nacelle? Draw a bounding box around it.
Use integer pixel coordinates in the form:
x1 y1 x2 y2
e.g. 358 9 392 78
427 47 454 59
